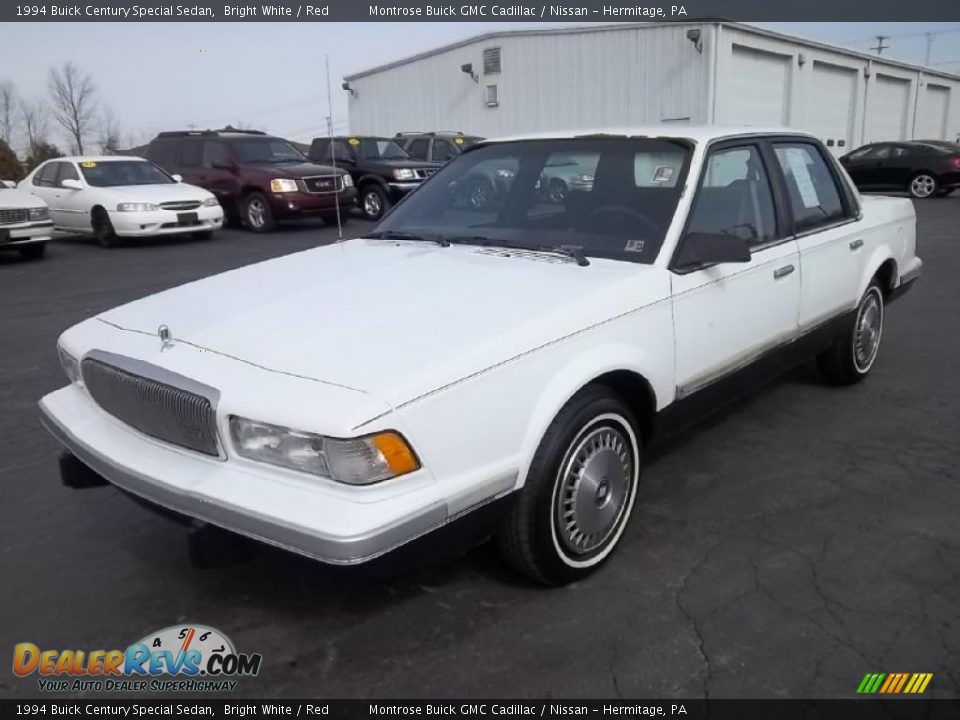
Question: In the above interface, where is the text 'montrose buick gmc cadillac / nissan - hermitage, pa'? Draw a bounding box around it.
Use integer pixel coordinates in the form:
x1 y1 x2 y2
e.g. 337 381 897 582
40 127 922 585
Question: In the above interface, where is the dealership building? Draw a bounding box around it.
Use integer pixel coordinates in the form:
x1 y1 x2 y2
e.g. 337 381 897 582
343 21 960 153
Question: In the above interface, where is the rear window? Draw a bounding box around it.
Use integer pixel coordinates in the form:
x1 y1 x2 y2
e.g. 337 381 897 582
772 143 848 232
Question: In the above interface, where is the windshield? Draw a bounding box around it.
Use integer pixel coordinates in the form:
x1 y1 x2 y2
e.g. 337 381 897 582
230 138 305 163
360 138 408 160
80 161 175 187
374 138 692 264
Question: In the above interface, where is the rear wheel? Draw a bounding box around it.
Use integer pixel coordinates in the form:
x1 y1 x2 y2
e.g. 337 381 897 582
91 207 118 247
18 243 46 260
360 185 389 221
496 385 641 585
817 280 884 385
468 177 495 210
243 192 276 233
908 173 938 199
548 178 568 204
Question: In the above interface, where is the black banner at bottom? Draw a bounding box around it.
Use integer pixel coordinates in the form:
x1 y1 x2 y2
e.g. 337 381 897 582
2 699 960 720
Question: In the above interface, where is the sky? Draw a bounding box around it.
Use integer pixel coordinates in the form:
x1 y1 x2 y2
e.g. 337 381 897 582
1 21 959 153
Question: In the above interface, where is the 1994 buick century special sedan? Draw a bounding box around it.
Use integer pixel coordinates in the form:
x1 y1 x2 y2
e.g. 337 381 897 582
40 127 922 585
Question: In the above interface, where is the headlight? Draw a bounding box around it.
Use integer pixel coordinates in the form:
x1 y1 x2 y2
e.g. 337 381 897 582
269 178 299 193
340 174 354 188
229 416 420 485
576 174 595 183
495 168 515 179
58 345 80 384
202 197 220 207
116 202 159 212
29 206 50 221
392 168 416 181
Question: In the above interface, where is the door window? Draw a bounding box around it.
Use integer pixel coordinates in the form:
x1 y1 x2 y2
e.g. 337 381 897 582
202 141 230 168
772 143 849 232
432 140 458 162
56 162 80 183
34 163 60 187
176 141 203 168
687 145 779 247
406 138 430 160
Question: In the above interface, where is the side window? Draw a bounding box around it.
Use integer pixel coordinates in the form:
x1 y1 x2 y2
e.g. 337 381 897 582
772 143 848 232
406 138 430 160
176 140 202 168
202 141 230 168
332 141 353 163
36 163 60 187
56 162 79 183
687 145 778 246
846 146 875 161
432 140 457 162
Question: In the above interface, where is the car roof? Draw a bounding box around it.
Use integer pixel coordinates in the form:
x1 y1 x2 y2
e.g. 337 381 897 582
483 125 814 145
47 156 150 163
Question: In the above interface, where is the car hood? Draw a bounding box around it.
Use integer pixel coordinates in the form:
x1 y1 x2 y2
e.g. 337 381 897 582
97 239 665 406
103 183 214 203
0 188 48 210
362 159 444 171
257 162 347 178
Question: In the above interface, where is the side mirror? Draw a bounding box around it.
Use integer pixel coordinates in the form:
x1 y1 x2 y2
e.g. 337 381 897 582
171 173 183 182
675 232 751 268
61 179 83 190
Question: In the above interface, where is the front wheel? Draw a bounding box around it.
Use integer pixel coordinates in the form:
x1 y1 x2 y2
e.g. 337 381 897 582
243 192 276 233
360 186 389 221
817 280 884 385
496 385 641 585
909 173 939 199
91 207 118 248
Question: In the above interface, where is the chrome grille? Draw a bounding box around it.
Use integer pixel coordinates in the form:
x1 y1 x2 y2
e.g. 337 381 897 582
302 175 341 194
81 356 219 456
160 200 202 211
0 208 29 225
413 168 438 180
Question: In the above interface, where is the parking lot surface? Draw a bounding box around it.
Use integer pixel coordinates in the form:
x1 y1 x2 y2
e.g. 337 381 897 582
1 202 958 699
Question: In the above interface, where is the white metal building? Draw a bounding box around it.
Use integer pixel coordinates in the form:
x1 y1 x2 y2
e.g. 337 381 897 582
343 22 960 154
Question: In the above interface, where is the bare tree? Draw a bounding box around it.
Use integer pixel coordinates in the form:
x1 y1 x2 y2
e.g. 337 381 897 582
20 98 50 152
0 81 16 145
48 62 96 154
96 107 121 154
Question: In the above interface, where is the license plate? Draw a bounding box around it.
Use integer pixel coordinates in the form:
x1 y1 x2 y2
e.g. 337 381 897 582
177 212 199 225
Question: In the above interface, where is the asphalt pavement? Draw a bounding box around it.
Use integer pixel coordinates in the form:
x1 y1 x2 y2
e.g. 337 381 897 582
1 202 958 699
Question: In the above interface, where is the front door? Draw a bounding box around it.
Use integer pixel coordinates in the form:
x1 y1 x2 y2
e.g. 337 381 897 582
671 142 801 398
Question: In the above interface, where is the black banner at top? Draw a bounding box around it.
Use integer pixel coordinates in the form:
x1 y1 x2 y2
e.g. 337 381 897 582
2 0 959 22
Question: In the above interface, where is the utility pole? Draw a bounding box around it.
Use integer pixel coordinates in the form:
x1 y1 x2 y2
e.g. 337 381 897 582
870 35 889 55
924 33 934 65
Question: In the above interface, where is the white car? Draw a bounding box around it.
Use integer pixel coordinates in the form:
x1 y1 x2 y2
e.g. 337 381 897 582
39 127 922 584
21 156 223 247
0 183 53 259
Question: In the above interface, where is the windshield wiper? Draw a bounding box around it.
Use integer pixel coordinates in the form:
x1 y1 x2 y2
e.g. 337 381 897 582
366 230 450 247
445 235 590 267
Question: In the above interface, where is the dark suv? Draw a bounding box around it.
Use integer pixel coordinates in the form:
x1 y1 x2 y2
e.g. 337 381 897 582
394 131 484 164
308 136 443 221
146 129 357 232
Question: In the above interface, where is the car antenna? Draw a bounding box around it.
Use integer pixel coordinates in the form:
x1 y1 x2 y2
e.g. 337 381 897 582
325 53 344 242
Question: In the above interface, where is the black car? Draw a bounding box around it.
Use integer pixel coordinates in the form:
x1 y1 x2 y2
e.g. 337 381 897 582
394 131 484 164
308 136 443 221
839 141 960 199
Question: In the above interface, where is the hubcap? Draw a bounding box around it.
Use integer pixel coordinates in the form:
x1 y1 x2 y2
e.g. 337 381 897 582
363 192 381 217
555 424 634 556
854 289 883 373
470 182 490 209
247 199 265 228
549 181 567 203
911 175 935 198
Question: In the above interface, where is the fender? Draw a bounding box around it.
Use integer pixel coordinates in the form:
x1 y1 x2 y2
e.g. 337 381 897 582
515 342 671 489
856 243 897 300
357 174 389 190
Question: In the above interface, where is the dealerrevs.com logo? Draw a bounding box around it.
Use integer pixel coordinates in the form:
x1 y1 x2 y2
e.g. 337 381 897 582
13 624 262 693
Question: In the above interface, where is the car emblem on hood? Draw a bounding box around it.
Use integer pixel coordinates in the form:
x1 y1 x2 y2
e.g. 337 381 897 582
158 324 173 351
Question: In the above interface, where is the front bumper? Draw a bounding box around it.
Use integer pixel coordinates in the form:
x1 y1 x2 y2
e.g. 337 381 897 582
269 188 357 218
39 384 452 565
109 206 223 237
0 219 54 246
386 182 422 201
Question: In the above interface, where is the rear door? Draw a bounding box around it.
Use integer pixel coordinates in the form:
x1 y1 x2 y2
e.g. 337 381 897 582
200 140 238 203
405 137 430 161
174 139 204 185
54 161 90 230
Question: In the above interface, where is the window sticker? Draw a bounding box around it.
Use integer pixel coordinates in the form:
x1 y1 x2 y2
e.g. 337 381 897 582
454 137 464 145
783 148 820 209
347 138 360 146
651 166 675 184
624 239 645 253
80 161 97 168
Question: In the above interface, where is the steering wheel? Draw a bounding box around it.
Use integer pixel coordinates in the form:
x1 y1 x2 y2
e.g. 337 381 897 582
583 204 659 235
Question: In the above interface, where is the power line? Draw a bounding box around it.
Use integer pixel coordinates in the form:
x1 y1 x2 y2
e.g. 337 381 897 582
870 35 889 55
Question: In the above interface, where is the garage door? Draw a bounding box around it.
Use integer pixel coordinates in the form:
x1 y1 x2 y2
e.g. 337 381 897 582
916 84 950 139
725 45 791 125
808 61 858 156
866 74 911 143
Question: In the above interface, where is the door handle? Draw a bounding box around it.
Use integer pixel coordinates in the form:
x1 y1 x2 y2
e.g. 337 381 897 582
849 239 864 250
773 264 795 279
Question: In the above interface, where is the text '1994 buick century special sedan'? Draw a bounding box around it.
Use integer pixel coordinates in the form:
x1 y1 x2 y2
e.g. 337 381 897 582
40 127 922 585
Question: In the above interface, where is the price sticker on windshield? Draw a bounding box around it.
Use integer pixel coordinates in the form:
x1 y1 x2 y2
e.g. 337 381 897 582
80 161 97 168
454 137 464 145
347 138 360 146
651 166 674 183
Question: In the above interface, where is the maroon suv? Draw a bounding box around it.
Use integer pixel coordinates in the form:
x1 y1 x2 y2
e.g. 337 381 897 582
146 129 357 232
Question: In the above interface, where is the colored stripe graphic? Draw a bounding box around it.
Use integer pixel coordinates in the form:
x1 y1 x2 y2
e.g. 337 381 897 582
856 672 932 694
915 673 933 693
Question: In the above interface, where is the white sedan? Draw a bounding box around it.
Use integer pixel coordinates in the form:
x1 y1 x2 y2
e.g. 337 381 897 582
40 127 921 585
22 156 223 247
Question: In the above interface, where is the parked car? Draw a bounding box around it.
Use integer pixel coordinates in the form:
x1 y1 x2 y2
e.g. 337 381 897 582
839 140 960 198
538 155 595 203
394 131 484 163
21 157 223 248
40 127 921 585
146 129 356 233
0 183 53 259
308 136 442 221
